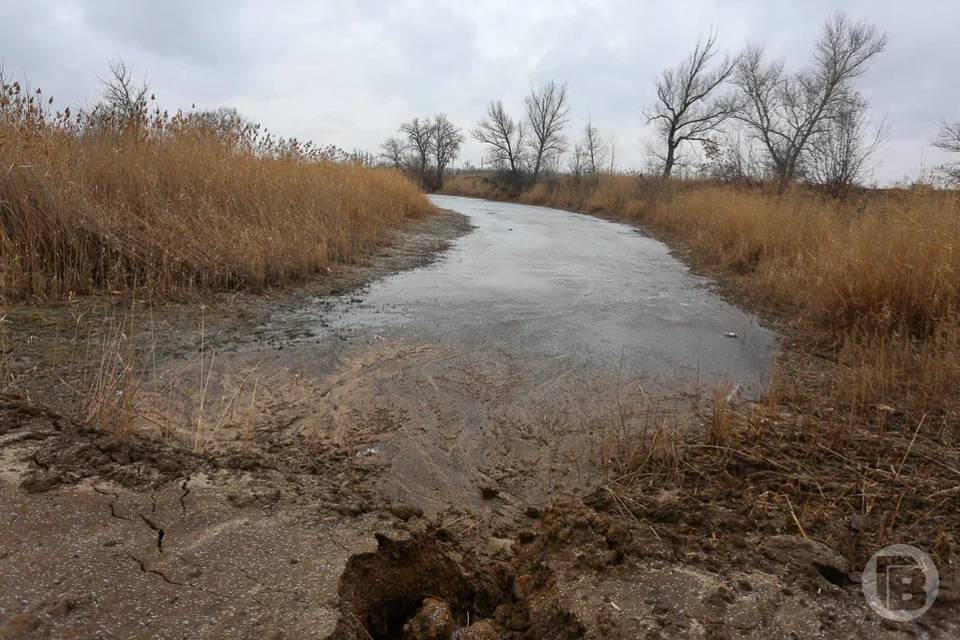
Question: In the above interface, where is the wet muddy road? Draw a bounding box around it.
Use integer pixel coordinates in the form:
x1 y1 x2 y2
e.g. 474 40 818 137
331 195 775 398
234 196 778 517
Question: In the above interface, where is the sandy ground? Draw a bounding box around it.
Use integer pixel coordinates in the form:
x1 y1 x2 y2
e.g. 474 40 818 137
1 204 956 639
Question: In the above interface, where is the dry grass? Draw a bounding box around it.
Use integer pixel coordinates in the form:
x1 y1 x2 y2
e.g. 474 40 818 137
593 394 960 565
1 81 433 300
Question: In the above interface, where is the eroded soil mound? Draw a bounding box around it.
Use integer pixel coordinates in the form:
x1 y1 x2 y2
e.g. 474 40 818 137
332 530 509 639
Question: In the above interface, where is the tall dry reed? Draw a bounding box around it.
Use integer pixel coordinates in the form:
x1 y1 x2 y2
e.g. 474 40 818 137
0 80 433 299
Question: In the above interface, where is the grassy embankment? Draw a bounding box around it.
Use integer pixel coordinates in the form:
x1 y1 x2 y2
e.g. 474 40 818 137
0 79 433 435
443 173 960 561
0 85 433 301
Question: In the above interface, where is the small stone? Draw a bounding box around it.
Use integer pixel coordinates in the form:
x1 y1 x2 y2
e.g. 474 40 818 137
512 573 533 599
452 619 500 640
605 523 633 549
485 537 514 558
604 549 624 565
403 597 454 640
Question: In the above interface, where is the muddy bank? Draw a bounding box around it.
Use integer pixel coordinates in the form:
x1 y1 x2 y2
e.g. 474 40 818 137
1 401 937 639
3 399 945 639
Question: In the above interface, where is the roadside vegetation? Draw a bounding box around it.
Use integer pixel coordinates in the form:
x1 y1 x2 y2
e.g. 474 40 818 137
0 63 433 301
441 169 960 562
435 13 960 564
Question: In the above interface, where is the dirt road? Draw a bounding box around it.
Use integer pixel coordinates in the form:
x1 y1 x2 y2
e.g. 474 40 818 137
207 195 777 515
2 199 952 639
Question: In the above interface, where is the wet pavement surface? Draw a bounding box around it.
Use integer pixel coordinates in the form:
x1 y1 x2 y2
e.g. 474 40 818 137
325 195 776 400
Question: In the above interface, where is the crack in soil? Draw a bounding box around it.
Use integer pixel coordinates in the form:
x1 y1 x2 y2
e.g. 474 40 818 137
138 513 165 553
125 553 183 587
179 477 190 514
108 501 132 522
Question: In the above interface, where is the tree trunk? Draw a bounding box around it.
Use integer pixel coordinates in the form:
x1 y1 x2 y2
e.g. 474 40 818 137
774 156 794 194
662 144 676 178
775 169 791 194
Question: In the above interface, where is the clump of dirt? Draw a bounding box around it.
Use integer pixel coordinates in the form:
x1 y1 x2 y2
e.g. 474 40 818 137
0 395 389 523
403 597 454 640
1 397 212 493
585 403 960 571
332 528 511 640
331 501 639 640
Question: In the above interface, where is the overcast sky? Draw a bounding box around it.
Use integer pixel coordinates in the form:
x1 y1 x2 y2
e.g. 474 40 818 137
4 0 958 183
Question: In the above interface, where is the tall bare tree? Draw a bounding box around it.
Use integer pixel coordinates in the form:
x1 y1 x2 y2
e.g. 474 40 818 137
431 114 464 189
524 81 570 182
646 32 739 178
399 117 435 186
472 101 526 185
806 95 887 194
735 13 886 192
379 137 407 169
935 120 960 153
97 59 150 130
582 118 608 175
567 143 587 181
933 119 960 183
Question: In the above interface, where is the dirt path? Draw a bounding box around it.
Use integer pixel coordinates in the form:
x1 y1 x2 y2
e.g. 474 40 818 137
1 203 955 638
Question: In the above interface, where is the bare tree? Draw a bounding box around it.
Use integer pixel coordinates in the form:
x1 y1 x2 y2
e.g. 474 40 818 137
700 125 769 184
524 81 570 182
431 114 464 189
806 95 887 194
379 136 407 169
176 107 259 149
646 32 739 178
472 101 526 185
567 143 588 181
935 119 960 153
735 13 886 192
399 117 435 186
933 119 960 183
582 118 608 175
97 59 150 130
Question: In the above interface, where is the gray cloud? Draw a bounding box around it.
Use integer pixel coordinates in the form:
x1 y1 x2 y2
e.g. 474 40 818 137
3 0 957 182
